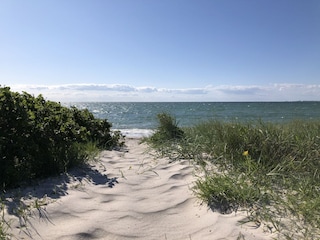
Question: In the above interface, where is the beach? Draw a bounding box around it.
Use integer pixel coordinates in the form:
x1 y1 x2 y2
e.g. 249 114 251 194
5 139 274 240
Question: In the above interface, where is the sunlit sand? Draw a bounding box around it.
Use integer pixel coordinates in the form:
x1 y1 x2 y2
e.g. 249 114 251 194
6 139 274 240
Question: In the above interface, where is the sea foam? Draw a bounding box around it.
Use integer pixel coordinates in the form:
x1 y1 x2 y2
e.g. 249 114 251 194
116 128 154 139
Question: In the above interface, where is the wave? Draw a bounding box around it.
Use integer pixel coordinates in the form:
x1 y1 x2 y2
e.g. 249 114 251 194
115 129 155 139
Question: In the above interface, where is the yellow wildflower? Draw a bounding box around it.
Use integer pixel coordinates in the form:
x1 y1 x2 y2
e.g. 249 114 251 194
242 150 249 156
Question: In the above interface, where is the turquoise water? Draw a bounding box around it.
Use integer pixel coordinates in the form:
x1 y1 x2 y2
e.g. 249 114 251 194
65 102 320 137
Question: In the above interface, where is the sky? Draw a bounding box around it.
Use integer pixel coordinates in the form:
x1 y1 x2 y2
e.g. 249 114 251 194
1 0 320 102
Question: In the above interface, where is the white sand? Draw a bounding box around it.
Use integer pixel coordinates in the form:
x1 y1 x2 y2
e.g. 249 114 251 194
5 139 275 240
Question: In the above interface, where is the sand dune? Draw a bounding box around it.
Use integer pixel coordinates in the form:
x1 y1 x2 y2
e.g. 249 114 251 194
5 139 274 240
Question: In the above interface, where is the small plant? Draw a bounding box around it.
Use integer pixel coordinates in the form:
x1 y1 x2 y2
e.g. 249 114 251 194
143 113 185 159
0 201 10 240
149 112 184 143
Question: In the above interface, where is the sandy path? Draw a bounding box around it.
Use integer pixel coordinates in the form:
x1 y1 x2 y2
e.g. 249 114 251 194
5 139 274 240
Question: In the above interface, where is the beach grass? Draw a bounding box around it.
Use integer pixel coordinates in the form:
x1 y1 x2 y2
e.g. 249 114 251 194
145 113 320 239
0 200 10 240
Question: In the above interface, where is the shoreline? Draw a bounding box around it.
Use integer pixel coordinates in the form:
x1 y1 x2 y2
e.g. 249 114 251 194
116 128 154 139
4 139 275 240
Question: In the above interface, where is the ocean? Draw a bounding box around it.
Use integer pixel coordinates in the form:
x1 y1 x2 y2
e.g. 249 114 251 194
65 102 320 138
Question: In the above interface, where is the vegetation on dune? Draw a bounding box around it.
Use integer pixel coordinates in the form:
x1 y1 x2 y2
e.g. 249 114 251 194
0 86 125 238
0 86 124 190
147 112 184 145
145 112 320 239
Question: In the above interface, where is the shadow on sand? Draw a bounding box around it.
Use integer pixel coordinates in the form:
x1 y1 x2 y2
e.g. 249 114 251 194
2 161 119 238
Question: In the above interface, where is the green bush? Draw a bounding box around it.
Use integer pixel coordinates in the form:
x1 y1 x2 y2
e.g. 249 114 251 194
0 86 122 190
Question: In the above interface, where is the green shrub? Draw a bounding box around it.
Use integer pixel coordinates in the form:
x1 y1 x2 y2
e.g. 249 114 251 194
0 86 122 190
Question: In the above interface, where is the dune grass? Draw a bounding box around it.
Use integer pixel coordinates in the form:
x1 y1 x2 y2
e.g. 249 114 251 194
145 113 320 239
0 204 5 240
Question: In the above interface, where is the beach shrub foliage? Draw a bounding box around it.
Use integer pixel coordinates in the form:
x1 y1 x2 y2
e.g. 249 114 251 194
0 86 123 190
147 113 320 238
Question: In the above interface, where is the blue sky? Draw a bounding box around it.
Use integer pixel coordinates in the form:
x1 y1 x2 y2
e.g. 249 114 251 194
1 0 319 101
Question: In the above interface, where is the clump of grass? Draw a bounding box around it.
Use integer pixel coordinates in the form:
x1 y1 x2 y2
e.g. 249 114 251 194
146 115 320 239
150 112 184 142
0 192 52 239
143 112 185 158
194 170 268 214
0 201 9 240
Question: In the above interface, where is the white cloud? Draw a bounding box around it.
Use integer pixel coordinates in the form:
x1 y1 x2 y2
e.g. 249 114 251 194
136 86 158 93
5 83 320 102
159 88 209 95
214 85 266 95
